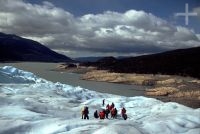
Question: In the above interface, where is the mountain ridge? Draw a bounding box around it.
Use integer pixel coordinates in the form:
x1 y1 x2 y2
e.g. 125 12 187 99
0 32 73 62
82 46 200 78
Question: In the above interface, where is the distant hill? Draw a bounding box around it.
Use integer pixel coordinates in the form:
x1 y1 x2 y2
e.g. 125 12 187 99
82 47 200 78
75 56 130 62
0 32 73 62
74 57 104 62
74 56 117 62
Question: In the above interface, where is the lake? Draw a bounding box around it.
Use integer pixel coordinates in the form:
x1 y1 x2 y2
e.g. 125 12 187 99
0 62 146 97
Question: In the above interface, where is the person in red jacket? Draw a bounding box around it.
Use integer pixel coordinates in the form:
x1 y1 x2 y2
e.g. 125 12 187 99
99 110 105 119
111 108 117 118
111 108 115 118
109 105 113 111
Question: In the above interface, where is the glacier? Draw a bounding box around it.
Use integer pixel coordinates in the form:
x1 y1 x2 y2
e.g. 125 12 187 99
0 66 199 134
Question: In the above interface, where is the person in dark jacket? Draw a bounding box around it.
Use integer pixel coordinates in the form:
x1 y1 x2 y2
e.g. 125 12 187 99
111 102 115 108
106 104 109 109
102 99 105 106
114 108 118 118
121 107 127 120
121 107 126 115
105 108 110 119
94 110 99 119
84 106 89 119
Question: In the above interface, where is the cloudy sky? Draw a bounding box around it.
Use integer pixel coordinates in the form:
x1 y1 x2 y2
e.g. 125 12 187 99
0 0 200 57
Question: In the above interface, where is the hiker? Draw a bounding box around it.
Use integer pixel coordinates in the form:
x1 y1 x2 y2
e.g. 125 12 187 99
114 108 118 118
105 108 110 119
81 106 85 119
111 102 115 109
84 106 89 120
111 108 117 118
99 110 105 119
94 110 99 119
109 104 113 111
102 99 105 106
121 107 127 120
106 104 109 109
121 107 126 115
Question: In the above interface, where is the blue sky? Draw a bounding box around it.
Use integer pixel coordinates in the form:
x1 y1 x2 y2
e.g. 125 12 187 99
0 0 200 57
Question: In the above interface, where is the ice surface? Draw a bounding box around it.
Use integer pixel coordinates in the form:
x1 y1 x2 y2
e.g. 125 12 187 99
0 66 46 83
0 66 199 134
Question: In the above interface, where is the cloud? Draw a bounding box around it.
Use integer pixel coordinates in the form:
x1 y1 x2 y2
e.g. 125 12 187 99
197 34 200 40
194 6 200 12
0 0 200 57
194 6 200 18
0 0 75 35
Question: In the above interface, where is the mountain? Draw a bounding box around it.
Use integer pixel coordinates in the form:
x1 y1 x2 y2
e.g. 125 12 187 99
82 47 200 78
0 32 73 62
75 56 130 62
74 56 104 62
75 56 123 62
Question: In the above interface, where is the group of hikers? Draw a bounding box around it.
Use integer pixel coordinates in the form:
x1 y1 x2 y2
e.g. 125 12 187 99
81 99 127 120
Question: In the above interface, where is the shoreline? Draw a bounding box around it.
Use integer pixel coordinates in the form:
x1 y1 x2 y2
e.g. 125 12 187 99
1 62 200 108
0 62 146 97
58 66 200 108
